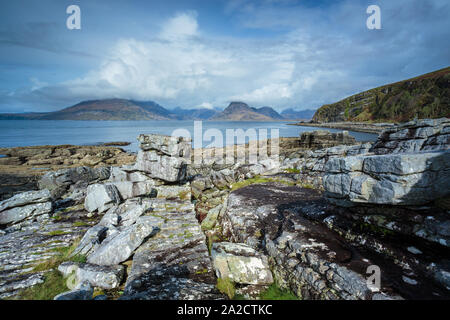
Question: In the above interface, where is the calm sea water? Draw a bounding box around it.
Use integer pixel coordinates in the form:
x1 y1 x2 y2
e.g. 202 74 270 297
0 120 377 153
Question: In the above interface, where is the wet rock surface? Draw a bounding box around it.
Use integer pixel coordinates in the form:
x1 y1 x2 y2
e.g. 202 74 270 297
0 206 98 299
220 182 450 300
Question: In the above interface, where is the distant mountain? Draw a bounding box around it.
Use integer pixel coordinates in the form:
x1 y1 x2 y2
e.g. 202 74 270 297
211 102 281 121
0 99 176 120
252 106 284 120
170 107 219 120
40 99 176 120
281 108 316 120
313 67 450 123
0 99 291 121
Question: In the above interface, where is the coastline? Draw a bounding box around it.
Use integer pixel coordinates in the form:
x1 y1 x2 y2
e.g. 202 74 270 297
288 121 397 134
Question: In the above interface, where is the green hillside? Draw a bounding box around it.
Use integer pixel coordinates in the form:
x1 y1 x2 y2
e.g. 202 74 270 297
312 67 450 123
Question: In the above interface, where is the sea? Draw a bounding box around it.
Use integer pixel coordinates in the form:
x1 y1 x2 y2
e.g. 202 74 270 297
0 120 378 153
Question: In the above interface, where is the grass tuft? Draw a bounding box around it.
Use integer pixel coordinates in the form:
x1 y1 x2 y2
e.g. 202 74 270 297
16 270 68 300
259 283 298 300
216 278 235 299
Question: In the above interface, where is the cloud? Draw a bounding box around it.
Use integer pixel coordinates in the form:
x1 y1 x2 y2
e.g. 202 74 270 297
2 0 449 112
160 11 199 40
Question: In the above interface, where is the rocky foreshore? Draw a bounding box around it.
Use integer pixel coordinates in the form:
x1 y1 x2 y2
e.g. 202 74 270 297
0 144 136 201
291 121 397 134
0 118 449 300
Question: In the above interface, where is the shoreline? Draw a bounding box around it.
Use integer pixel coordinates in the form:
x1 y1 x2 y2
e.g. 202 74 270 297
288 121 397 134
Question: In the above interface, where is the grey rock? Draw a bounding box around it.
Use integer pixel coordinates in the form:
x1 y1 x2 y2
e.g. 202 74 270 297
211 242 273 285
54 281 93 300
134 150 187 182
58 262 125 289
0 201 52 226
39 166 110 196
84 183 122 213
0 189 51 212
137 134 191 157
87 217 157 266
324 151 450 206
72 225 108 257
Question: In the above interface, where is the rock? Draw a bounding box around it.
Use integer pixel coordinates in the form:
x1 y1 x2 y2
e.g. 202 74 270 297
138 134 191 157
0 189 51 212
0 156 23 165
0 273 45 299
102 198 153 227
211 242 273 285
155 184 191 200
219 182 437 299
72 225 108 257
84 183 121 213
134 150 188 182
298 130 357 150
110 181 157 200
324 151 450 206
58 262 125 290
53 281 93 300
132 134 191 183
87 217 157 266
38 166 111 194
201 204 223 231
122 198 221 300
108 167 152 183
371 118 449 154
0 190 52 225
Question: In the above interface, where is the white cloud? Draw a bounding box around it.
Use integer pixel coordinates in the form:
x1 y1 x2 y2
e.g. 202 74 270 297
9 0 448 112
50 11 310 109
160 11 199 40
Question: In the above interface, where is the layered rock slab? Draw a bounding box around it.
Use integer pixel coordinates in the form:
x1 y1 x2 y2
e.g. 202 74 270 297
122 198 222 300
220 182 447 299
0 189 52 226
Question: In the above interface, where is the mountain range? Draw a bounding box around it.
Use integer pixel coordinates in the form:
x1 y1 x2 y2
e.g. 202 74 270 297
0 100 313 121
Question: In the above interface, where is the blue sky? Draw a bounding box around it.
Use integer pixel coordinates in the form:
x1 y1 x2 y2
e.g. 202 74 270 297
0 0 449 112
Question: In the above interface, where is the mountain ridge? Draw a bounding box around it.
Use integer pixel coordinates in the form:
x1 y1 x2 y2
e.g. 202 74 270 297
0 99 308 121
312 66 450 123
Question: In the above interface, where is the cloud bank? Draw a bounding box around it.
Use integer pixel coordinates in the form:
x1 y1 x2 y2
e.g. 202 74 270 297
1 0 449 112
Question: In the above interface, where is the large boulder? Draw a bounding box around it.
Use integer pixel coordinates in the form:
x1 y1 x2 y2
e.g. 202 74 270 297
58 262 125 290
87 217 157 266
132 134 191 183
84 184 121 213
133 151 188 182
0 190 52 226
38 166 111 198
53 282 93 300
137 134 191 157
211 242 273 285
371 118 449 154
324 152 450 207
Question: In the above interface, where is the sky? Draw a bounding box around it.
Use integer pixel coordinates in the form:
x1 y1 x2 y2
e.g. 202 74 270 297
0 0 449 113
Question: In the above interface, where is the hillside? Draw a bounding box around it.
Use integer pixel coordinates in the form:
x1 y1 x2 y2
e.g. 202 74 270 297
312 67 450 123
211 102 281 121
40 99 175 120
253 106 285 120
